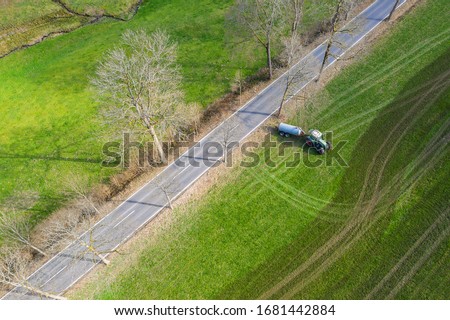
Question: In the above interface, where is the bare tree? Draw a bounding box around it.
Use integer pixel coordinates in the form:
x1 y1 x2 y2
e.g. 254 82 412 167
316 0 345 81
154 177 177 210
0 212 47 257
385 0 400 22
279 0 305 67
315 0 360 82
229 0 285 79
0 211 47 256
288 0 305 33
62 172 100 216
93 29 195 164
0 190 45 256
0 248 65 300
277 56 318 117
45 213 116 266
276 0 308 118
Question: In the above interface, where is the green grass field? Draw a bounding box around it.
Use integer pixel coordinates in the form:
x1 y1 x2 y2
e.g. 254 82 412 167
60 0 140 18
0 1 140 57
72 0 450 299
0 0 86 57
0 0 333 223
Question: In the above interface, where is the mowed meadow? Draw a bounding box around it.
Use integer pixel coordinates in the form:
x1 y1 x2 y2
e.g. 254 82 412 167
0 0 335 223
70 0 450 299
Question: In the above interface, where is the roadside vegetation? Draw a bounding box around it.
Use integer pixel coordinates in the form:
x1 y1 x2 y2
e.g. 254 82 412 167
70 0 450 299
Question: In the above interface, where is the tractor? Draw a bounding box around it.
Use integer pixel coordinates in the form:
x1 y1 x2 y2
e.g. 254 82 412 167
278 123 332 155
305 129 332 155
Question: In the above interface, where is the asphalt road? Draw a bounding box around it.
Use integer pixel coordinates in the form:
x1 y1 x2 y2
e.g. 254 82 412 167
2 0 406 300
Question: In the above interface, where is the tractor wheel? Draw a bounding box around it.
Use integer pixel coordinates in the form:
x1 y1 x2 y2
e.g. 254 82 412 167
306 140 312 147
284 133 290 138
326 141 333 151
318 148 325 155
279 131 285 137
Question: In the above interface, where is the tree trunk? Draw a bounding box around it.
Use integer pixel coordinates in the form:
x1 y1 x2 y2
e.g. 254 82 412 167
149 125 167 164
239 68 242 105
89 245 111 265
165 193 173 210
277 77 291 117
266 42 273 79
316 40 332 82
3 280 66 300
291 0 304 32
82 194 100 215
316 0 343 82
0 279 66 300
21 283 67 300
385 0 400 21
96 253 110 266
28 243 47 257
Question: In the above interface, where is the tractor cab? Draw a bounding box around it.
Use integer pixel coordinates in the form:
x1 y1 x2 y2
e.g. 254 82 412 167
306 129 332 155
309 129 323 140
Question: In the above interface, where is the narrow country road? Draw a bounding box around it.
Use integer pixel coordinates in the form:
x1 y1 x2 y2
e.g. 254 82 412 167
2 0 406 300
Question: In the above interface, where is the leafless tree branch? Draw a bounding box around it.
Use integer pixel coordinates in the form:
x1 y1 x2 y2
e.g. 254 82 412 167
92 29 198 164
228 0 286 79
44 213 115 266
0 248 65 300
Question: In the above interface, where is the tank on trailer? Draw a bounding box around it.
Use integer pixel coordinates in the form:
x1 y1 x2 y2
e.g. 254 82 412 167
278 122 304 137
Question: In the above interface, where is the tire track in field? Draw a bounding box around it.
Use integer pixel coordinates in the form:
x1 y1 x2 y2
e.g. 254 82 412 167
365 209 449 299
383 115 449 206
352 69 449 215
409 249 450 298
250 68 441 300
355 70 450 209
244 148 355 220
278 74 450 299
333 74 449 138
277 144 447 300
248 167 352 221
234 58 448 300
251 47 450 222
316 29 450 123
277 122 449 299
250 48 445 300
259 71 449 299
160 48 450 298
244 32 450 219
300 31 446 126
385 221 450 299
166 28 450 298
